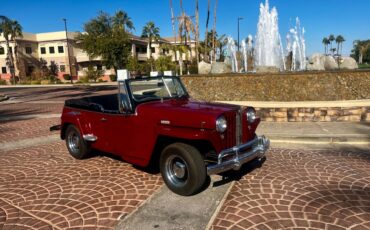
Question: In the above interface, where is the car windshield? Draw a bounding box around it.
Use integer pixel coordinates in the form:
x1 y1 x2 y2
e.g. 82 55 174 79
128 77 188 102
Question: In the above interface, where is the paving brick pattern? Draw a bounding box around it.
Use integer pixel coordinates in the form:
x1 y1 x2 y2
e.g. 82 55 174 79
211 149 370 230
0 118 60 143
0 103 63 117
0 142 163 229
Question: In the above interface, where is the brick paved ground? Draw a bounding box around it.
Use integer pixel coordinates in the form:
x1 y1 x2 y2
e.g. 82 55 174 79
0 118 60 143
0 141 163 229
0 103 64 117
211 148 370 230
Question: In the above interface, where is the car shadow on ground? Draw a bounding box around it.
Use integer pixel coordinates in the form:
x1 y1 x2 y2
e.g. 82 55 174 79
212 157 266 187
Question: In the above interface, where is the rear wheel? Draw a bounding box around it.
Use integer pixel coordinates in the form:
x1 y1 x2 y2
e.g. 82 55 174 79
65 125 91 159
160 143 206 196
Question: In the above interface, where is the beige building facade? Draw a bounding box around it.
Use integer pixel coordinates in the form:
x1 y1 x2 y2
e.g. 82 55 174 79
0 31 196 82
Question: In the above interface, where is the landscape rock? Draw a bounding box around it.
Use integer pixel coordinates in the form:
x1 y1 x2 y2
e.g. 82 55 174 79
198 61 212 74
324 55 338 70
210 62 232 74
306 53 325 71
340 57 358 70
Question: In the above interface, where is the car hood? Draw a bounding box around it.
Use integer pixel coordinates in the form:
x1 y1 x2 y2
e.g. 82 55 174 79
137 98 240 129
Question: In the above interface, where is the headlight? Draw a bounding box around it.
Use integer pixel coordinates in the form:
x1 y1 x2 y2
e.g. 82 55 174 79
216 116 227 133
246 107 257 123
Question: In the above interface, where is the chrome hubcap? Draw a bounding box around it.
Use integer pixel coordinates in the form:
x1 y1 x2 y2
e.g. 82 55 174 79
67 131 80 154
165 155 188 186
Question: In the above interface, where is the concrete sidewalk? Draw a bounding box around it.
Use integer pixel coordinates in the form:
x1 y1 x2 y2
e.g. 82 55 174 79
257 122 370 144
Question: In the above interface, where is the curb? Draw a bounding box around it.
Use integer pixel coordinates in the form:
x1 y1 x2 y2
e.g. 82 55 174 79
267 134 370 144
0 82 117 88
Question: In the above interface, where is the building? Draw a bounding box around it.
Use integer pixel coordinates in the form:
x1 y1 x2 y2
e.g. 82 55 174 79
0 31 196 83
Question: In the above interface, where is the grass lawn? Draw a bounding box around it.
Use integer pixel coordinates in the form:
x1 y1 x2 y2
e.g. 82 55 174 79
358 63 370 69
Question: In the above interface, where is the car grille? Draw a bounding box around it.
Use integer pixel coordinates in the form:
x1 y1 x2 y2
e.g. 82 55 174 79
223 110 243 149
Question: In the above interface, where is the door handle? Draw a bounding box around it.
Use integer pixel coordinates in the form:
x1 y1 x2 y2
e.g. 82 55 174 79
100 118 107 122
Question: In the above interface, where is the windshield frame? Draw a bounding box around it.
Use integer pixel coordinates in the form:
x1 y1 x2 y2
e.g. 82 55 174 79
127 76 189 103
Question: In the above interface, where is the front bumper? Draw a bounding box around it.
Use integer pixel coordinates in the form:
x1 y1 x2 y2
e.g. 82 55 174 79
207 135 270 175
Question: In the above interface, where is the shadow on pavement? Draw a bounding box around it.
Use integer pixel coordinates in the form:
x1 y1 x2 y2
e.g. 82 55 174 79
212 157 266 187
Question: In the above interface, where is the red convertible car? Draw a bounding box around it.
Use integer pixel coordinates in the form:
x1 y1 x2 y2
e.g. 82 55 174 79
59 76 269 195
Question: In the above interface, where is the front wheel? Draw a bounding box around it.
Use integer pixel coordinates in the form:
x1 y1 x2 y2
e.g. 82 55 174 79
65 125 91 159
160 143 207 196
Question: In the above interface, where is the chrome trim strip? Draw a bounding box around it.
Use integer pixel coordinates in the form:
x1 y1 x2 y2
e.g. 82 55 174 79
207 135 270 175
83 134 98 142
236 110 242 146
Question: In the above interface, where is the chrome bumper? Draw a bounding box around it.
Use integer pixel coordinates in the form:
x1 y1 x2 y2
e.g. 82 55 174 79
207 135 270 175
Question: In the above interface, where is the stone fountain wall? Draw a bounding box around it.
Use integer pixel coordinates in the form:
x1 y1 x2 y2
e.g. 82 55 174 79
180 70 370 122
181 70 370 101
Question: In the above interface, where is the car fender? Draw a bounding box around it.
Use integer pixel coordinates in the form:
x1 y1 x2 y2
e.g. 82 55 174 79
61 110 92 139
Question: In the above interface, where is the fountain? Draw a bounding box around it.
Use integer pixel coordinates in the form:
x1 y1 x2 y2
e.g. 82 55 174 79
209 0 307 74
254 0 285 71
286 17 306 71
225 37 239 72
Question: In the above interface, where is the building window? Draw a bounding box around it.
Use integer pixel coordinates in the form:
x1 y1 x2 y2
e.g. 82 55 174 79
151 47 155 54
97 64 102 71
142 47 147 53
49 47 55 54
40 47 46 54
9 47 12 54
25 47 32 54
0 47 4 55
58 46 64 53
1 67 6 74
60 65 65 72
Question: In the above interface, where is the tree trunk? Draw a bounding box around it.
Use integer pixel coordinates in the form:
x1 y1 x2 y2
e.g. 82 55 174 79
13 41 21 83
195 0 200 65
204 0 211 62
359 53 363 64
212 0 218 62
5 39 15 84
337 43 340 56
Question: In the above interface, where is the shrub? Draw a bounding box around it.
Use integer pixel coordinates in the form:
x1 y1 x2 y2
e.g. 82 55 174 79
79 76 89 83
63 74 71 81
109 74 117 82
155 56 176 72
31 80 41 85
84 66 103 82
0 79 7 85
40 80 51 85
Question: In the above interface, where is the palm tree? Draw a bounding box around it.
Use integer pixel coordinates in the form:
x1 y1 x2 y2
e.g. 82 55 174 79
9 20 23 81
0 15 9 33
1 20 17 84
335 35 345 56
328 34 335 55
141 21 160 62
322 37 329 55
112 10 134 32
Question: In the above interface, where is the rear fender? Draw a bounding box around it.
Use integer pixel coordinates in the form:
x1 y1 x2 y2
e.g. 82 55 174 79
61 111 91 139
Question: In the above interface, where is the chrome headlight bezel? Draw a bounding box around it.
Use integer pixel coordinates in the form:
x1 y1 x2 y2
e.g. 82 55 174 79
216 116 227 133
246 107 257 123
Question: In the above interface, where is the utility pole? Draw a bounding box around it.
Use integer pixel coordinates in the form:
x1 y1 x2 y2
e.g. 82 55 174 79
63 18 73 84
237 17 243 52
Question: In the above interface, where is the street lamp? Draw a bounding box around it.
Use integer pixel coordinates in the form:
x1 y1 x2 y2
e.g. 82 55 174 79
237 17 244 52
62 18 73 84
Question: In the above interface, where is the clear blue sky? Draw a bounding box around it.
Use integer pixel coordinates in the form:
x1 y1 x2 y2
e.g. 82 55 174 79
2 0 369 56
